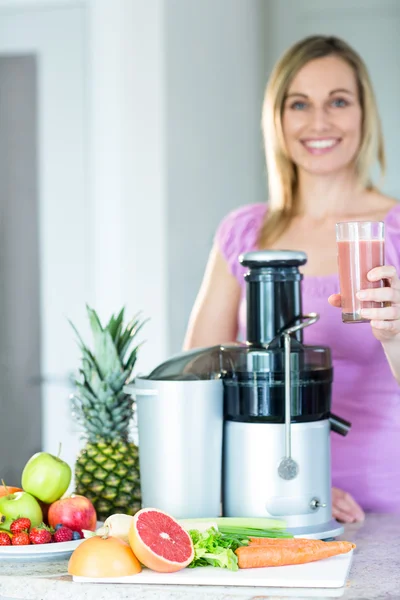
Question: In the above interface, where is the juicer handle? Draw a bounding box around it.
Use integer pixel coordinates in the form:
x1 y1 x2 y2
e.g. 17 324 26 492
329 413 351 436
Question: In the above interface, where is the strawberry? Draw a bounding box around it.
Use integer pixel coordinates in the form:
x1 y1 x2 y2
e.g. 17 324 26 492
10 517 31 534
11 532 30 546
0 532 11 546
29 525 52 545
53 526 73 543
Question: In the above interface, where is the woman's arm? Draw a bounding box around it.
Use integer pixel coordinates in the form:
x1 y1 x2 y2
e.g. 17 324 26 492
358 265 400 384
329 265 400 384
183 244 241 350
381 339 400 385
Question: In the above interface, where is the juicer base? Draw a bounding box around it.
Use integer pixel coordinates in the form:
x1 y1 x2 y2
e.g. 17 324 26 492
287 519 344 540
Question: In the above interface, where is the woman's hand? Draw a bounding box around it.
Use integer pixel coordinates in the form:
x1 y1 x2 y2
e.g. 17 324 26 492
328 265 400 342
332 487 365 523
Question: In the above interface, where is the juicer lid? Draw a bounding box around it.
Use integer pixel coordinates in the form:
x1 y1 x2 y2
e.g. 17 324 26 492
144 345 234 381
240 250 307 268
140 342 332 382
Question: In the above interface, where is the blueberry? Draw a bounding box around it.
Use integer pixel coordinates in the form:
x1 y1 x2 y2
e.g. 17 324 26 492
54 524 63 531
72 531 81 540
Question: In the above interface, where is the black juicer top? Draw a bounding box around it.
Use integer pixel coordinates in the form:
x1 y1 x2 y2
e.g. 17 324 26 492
243 250 307 346
222 250 333 424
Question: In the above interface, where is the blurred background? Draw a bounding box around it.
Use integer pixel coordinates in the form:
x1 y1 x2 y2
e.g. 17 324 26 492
1 0 399 481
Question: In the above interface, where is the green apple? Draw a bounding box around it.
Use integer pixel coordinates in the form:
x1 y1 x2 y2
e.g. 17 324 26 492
22 450 72 503
0 491 43 530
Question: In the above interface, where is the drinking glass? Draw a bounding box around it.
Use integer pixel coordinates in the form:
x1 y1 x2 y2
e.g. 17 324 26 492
336 221 385 323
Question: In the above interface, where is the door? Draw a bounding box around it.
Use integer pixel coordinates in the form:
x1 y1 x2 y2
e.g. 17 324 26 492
0 55 42 485
0 3 90 486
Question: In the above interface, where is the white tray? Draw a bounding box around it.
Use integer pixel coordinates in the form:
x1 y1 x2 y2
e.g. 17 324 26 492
73 550 353 590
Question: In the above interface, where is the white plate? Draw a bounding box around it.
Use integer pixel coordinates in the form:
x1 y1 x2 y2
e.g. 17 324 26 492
0 520 104 562
0 537 84 562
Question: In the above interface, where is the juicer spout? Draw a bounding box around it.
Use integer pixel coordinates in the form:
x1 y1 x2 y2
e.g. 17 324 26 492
329 413 351 436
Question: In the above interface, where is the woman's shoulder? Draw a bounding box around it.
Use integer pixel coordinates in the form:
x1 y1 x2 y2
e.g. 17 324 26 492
214 203 267 279
215 202 266 244
384 199 400 224
215 203 266 249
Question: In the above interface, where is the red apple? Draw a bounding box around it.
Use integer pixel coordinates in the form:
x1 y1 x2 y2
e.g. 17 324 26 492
48 494 97 536
37 499 51 526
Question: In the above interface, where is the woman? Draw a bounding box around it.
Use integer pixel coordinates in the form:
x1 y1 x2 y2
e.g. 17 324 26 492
183 36 400 523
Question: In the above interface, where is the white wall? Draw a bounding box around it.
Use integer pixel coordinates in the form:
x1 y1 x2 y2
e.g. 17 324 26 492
87 0 270 364
165 0 268 354
86 0 168 376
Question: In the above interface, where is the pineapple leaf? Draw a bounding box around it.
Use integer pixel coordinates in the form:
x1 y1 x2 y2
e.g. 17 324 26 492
69 319 97 365
120 323 147 367
125 342 145 372
107 308 125 343
113 319 124 347
96 330 122 378
68 319 86 348
90 375 115 403
88 369 104 398
104 369 131 393
74 383 98 405
117 325 136 360
80 357 101 385
117 313 146 357
86 305 103 334
87 306 122 378
69 305 146 441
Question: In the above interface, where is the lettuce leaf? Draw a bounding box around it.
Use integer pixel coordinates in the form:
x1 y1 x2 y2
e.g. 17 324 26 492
188 527 248 572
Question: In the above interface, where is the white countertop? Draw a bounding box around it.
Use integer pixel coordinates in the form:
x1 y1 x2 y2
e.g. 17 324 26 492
0 513 397 599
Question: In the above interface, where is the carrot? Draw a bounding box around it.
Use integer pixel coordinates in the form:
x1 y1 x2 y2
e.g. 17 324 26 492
249 537 315 545
235 540 355 569
248 537 351 547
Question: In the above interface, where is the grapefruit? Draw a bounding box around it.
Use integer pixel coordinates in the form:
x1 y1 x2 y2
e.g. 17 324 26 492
128 507 194 573
68 535 142 578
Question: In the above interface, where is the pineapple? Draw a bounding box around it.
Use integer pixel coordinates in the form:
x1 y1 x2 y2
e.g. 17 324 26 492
70 305 145 521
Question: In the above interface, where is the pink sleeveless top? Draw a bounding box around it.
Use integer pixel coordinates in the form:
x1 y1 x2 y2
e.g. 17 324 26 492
215 202 400 513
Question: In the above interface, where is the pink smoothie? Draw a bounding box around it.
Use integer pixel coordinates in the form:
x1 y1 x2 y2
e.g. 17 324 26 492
337 239 385 322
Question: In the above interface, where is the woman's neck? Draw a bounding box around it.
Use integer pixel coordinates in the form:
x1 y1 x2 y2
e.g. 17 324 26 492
295 168 365 220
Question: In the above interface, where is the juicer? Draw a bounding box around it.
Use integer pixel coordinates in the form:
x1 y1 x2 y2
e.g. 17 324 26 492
126 250 351 539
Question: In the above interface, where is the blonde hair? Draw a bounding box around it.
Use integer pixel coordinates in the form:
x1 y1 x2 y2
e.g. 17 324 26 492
259 35 386 247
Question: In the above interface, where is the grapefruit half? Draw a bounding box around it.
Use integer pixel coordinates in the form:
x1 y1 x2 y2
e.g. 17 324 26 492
128 507 194 573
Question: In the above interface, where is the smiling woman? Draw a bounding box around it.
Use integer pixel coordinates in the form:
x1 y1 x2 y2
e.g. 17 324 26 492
282 57 362 175
183 35 400 523
259 35 386 249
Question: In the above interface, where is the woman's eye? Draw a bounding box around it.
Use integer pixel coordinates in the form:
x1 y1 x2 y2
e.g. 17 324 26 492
331 98 348 108
290 101 307 110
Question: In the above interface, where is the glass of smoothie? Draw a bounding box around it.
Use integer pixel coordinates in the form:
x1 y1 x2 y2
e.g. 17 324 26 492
336 221 385 324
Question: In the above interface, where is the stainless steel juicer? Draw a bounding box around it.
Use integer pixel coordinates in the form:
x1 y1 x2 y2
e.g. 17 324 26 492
126 250 351 539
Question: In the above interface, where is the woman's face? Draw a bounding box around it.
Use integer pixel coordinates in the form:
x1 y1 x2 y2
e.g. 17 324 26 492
282 55 362 177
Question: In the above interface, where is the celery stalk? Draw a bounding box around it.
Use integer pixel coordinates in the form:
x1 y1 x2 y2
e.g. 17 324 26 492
214 517 287 530
179 516 287 531
179 520 219 533
218 526 293 539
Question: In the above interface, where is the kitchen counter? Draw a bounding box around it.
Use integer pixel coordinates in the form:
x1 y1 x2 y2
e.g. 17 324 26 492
0 513 398 600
